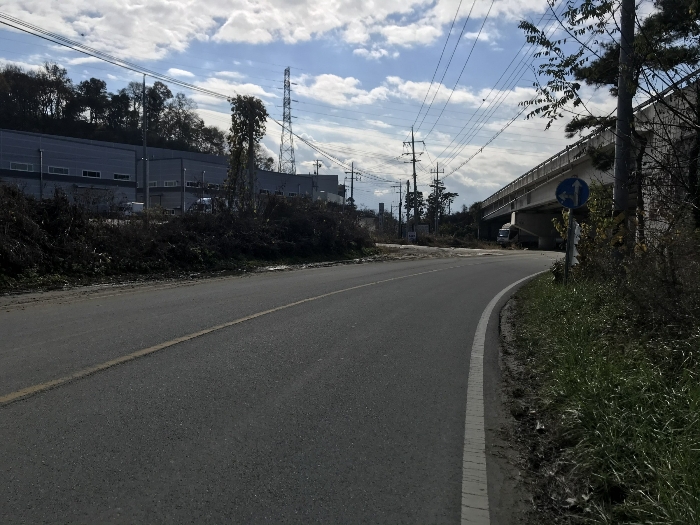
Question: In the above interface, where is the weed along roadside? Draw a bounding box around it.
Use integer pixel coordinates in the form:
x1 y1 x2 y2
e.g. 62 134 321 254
0 184 374 292
502 274 699 524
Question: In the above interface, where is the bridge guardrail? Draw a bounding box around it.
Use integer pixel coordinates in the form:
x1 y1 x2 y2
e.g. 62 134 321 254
480 68 700 215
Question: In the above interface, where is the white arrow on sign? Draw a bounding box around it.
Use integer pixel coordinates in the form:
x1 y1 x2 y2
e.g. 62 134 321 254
572 179 582 207
558 191 572 203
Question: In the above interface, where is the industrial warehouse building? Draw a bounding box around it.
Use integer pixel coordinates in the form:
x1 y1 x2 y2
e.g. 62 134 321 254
0 128 343 213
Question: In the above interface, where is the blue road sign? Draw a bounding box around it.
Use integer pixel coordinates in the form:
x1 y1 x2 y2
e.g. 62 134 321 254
556 178 590 209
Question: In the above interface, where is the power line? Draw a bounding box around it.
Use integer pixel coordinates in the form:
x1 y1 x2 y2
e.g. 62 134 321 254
410 0 465 129
435 0 568 167
414 0 479 135
433 0 566 164
422 0 496 140
0 13 401 186
440 1 618 179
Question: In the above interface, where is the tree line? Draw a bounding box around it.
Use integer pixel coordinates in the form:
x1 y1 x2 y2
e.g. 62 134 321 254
0 62 226 155
403 178 459 233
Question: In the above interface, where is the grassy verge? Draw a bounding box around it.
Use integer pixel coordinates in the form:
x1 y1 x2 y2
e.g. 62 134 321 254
511 275 700 524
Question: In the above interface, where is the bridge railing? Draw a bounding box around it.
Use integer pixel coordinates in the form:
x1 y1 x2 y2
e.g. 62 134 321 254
482 132 599 213
480 68 700 216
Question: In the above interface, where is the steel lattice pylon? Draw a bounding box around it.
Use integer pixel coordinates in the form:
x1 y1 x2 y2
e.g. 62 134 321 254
278 67 297 174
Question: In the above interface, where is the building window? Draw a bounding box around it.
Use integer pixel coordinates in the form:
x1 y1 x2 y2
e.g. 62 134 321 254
259 189 270 195
10 162 32 171
163 209 175 215
114 173 130 181
49 166 70 175
164 180 178 187
287 192 297 197
274 190 284 196
186 181 199 188
82 170 100 178
148 181 158 187
207 183 219 190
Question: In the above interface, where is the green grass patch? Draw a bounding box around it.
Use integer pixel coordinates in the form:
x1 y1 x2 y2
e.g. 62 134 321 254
514 275 700 524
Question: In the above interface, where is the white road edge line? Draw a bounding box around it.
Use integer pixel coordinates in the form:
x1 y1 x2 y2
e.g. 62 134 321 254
461 271 545 525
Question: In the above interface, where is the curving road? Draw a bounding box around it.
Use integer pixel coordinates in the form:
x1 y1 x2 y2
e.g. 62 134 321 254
0 251 557 524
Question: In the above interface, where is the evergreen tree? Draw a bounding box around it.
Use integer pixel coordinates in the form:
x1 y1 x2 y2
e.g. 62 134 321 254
426 178 459 232
520 0 700 229
226 95 269 208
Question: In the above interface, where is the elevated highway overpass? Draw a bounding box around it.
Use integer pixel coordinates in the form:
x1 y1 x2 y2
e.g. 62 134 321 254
479 72 698 249
480 129 614 249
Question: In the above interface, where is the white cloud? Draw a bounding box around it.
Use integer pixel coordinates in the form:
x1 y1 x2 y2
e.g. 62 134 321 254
215 70 246 80
189 77 278 112
386 76 536 108
167 68 195 78
66 56 102 65
293 73 538 114
366 119 392 128
379 23 443 46
0 57 43 71
3 0 548 60
295 74 391 107
353 47 388 60
196 108 231 131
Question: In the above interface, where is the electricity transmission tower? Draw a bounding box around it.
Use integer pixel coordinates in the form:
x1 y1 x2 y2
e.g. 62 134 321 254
278 67 297 174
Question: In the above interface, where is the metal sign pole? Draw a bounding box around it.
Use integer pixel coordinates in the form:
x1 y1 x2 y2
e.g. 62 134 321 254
556 177 590 286
564 210 574 285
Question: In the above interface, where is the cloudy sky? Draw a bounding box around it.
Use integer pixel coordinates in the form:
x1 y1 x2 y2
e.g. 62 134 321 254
0 0 621 212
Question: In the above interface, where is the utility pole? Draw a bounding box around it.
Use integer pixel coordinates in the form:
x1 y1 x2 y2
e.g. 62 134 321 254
343 176 347 211
391 184 402 238
398 183 402 237
142 74 149 209
430 162 444 235
313 159 322 199
180 159 185 214
345 162 355 208
403 127 424 231
247 98 256 208
406 179 411 226
38 148 43 200
614 0 635 218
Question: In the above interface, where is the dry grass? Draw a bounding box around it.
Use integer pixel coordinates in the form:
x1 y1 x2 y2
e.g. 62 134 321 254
0 184 373 291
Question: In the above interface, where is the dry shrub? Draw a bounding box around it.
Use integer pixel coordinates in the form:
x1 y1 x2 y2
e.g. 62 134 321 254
0 184 372 288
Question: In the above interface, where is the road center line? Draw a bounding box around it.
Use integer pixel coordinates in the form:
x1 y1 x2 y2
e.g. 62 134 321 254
1 262 473 408
461 271 544 525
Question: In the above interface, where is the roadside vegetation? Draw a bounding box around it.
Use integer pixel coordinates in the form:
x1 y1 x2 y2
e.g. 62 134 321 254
507 1 700 522
511 267 699 524
508 133 700 525
0 183 372 292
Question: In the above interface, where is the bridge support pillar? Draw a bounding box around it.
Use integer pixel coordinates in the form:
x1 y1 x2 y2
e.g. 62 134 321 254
511 211 561 250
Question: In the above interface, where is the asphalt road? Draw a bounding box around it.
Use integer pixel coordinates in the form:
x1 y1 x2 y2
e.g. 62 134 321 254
0 251 557 524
